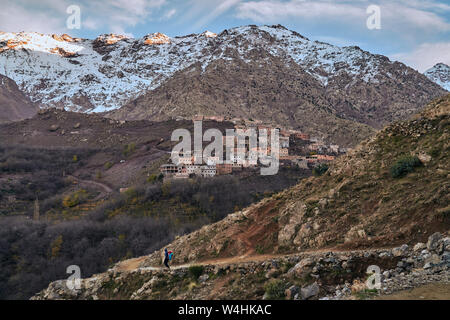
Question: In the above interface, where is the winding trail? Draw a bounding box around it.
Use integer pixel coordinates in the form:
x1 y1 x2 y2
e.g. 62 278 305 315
67 175 114 200
114 246 396 272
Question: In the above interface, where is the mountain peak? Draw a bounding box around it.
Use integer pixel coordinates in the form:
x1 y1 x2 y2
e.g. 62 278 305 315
143 32 171 45
51 33 78 42
0 25 445 118
95 33 129 45
424 63 450 91
0 31 83 55
203 30 217 38
436 62 449 67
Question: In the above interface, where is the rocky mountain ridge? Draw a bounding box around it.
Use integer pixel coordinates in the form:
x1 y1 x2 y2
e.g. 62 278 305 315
425 63 450 91
0 26 446 146
32 232 449 300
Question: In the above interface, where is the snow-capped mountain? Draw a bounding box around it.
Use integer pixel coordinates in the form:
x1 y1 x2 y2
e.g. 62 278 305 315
424 63 450 91
0 25 446 146
0 29 230 113
0 25 443 114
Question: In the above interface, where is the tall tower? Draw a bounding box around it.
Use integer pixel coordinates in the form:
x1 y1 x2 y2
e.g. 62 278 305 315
33 196 40 221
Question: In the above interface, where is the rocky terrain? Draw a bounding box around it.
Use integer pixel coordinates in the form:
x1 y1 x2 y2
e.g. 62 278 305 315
111 56 376 147
137 95 450 266
32 232 449 300
1 26 446 146
0 74 36 124
0 109 310 299
425 63 450 91
32 95 450 300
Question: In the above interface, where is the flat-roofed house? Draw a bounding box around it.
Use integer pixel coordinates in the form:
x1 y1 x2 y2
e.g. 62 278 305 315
201 165 216 177
216 163 232 175
186 164 202 175
160 164 179 175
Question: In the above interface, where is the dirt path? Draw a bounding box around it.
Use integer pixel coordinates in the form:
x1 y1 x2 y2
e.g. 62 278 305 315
115 257 148 272
114 247 395 272
67 175 114 200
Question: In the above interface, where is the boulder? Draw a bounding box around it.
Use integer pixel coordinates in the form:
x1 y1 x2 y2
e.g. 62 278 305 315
441 252 450 263
285 285 299 300
351 279 367 293
427 233 442 251
198 274 209 283
300 282 319 300
392 244 409 257
413 243 426 252
265 268 279 279
425 254 441 265
288 257 315 277
49 124 60 132
442 238 450 251
418 153 432 164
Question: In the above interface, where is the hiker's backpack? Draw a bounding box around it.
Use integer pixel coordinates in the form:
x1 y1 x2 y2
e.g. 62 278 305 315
168 251 173 261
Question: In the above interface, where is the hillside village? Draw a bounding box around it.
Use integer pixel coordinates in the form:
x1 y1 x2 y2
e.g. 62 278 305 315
160 115 348 179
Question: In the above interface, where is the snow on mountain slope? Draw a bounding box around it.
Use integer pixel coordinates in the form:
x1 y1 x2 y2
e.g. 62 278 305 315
0 31 215 112
0 25 445 113
232 25 382 86
424 63 450 91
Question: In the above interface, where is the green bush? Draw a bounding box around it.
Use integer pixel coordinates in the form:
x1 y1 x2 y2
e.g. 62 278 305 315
264 279 286 300
147 173 163 183
390 156 422 178
188 265 204 279
313 163 329 176
62 189 87 208
104 161 113 170
123 143 136 157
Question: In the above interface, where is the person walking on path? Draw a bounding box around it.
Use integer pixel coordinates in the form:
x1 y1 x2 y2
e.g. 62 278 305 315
164 248 172 269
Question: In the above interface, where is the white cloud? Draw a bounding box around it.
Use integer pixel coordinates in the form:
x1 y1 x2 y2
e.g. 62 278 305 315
0 0 68 33
235 0 450 32
381 2 450 32
0 0 168 35
236 0 365 23
391 42 450 72
164 9 177 20
84 0 167 31
394 0 450 12
190 0 242 31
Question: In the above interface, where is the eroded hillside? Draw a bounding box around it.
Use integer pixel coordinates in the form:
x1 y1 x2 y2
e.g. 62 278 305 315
140 94 450 267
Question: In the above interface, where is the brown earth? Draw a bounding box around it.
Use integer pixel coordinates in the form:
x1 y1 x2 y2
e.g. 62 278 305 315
140 94 450 268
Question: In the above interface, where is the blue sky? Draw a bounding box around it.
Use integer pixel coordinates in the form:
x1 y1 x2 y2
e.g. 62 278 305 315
1 0 449 71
